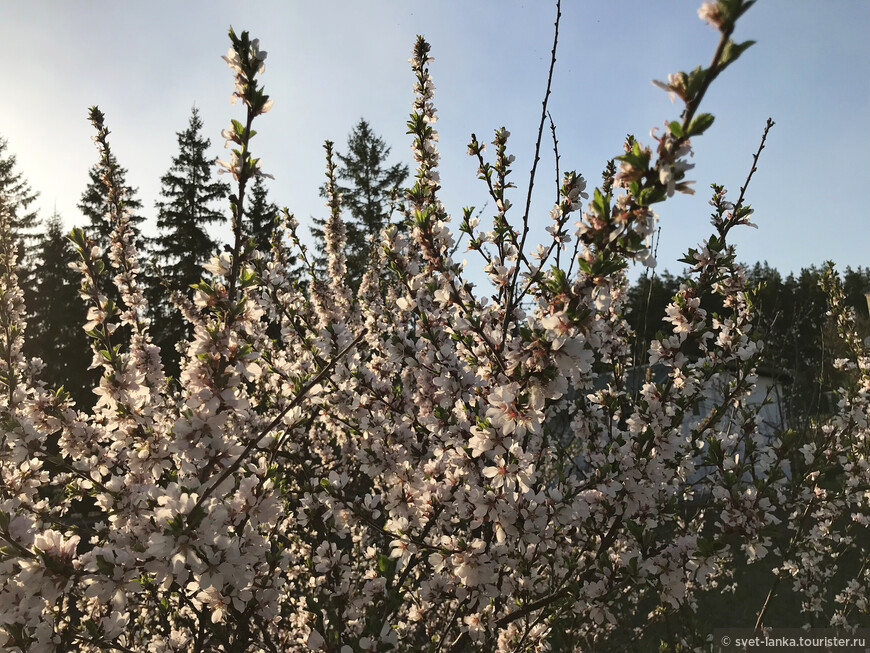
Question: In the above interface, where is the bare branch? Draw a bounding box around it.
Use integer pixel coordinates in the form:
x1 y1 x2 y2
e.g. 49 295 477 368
504 0 562 331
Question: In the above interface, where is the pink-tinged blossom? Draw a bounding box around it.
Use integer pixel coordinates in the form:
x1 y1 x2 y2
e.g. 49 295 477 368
486 383 542 437
698 1 725 29
2 16 866 653
652 73 688 104
33 530 79 565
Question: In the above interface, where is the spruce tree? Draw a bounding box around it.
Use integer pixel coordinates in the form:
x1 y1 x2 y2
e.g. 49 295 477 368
24 212 96 407
312 119 408 291
77 135 151 357
245 174 279 253
150 106 229 377
0 137 40 304
78 153 146 245
625 263 870 424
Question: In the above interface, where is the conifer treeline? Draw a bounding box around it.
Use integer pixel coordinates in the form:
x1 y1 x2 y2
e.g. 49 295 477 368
3 116 868 421
624 262 870 425
1 112 407 406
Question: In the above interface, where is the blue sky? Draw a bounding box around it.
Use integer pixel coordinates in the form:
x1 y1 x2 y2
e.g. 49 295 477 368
3 1 869 282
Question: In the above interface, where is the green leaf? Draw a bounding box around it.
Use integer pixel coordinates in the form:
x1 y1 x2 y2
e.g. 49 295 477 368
377 553 395 575
592 187 609 219
546 267 569 294
165 514 185 536
720 39 756 68
734 205 754 220
625 520 644 541
589 254 627 277
186 505 207 530
632 141 644 158
639 185 667 206
738 0 757 19
685 66 707 101
84 619 101 638
668 121 684 138
95 555 115 575
687 113 715 137
697 536 724 557
717 0 741 23
68 227 86 248
678 248 698 266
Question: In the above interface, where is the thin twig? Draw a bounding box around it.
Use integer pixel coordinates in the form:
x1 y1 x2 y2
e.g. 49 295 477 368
436 596 469 653
679 23 735 133
447 514 624 653
548 111 560 204
733 117 775 213
548 111 562 269
504 0 561 333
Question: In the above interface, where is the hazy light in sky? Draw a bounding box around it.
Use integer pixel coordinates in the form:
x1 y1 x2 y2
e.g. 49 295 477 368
3 1 868 280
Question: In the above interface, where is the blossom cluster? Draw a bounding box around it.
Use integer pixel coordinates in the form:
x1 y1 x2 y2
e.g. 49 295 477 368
1 2 868 652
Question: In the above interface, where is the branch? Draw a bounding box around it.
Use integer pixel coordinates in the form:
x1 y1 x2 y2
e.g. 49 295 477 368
548 111 560 205
679 22 735 135
505 0 561 329
447 515 624 653
733 117 775 215
188 327 368 517
548 111 563 269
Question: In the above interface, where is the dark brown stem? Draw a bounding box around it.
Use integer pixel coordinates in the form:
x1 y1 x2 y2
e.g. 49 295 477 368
0 529 38 558
548 111 562 269
733 117 775 216
679 25 734 135
505 0 561 333
436 596 469 653
548 111 560 205
447 514 623 653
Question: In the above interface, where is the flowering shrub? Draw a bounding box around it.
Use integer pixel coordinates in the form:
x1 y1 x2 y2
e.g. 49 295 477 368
2 2 869 651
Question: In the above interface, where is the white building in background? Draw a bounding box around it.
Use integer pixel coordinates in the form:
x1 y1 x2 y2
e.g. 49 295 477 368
615 362 789 438
685 365 788 437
